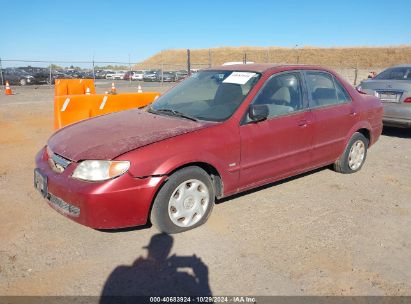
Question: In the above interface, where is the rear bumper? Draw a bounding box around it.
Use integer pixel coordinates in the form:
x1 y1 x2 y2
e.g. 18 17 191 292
383 103 411 128
383 117 411 128
34 147 166 229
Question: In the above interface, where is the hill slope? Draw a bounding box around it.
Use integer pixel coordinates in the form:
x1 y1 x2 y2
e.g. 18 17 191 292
135 46 411 70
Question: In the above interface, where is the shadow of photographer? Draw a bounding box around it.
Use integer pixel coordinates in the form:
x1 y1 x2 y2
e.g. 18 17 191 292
100 233 212 301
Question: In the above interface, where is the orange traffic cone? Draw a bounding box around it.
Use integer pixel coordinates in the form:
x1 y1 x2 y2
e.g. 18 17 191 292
111 82 117 94
5 81 13 95
137 84 142 93
85 87 91 95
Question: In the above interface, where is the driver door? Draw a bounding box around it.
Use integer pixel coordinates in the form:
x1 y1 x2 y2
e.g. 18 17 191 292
238 71 314 190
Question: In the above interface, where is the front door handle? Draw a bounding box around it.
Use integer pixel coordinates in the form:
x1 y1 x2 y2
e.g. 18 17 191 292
298 120 309 127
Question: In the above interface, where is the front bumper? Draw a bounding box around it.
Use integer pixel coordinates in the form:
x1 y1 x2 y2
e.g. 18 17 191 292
34 147 166 229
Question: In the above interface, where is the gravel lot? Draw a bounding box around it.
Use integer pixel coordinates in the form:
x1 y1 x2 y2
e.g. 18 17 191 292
0 82 410 297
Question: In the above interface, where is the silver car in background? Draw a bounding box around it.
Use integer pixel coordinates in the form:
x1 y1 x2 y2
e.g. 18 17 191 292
358 65 411 128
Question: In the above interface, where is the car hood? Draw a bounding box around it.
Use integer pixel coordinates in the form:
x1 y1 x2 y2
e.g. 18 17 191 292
48 109 211 162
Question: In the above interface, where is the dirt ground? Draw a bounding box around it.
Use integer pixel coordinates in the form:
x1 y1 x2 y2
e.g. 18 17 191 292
0 82 410 297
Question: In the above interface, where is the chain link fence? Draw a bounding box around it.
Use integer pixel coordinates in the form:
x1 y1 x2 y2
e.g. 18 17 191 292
0 49 387 88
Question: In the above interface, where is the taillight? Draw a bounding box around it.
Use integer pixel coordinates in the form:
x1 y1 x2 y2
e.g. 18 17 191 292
404 97 411 103
356 86 367 94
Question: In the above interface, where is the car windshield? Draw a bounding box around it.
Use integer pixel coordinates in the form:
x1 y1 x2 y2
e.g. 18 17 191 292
149 70 261 122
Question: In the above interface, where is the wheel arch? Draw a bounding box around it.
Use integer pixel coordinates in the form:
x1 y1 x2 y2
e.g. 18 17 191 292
146 161 223 228
356 128 371 146
165 162 224 199
345 121 372 148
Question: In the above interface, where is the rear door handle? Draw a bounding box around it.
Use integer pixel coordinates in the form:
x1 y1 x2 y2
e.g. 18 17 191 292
298 120 309 127
350 111 357 116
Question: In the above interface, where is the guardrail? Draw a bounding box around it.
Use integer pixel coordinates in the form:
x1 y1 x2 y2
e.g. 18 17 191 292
54 79 160 129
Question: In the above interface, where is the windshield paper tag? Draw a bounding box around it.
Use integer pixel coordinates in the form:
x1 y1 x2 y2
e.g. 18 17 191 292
223 72 256 85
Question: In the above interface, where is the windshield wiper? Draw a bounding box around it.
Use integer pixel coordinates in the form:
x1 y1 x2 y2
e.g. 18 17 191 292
149 107 198 122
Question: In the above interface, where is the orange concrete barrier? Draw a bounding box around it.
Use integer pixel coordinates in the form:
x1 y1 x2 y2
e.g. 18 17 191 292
54 92 160 129
55 79 96 96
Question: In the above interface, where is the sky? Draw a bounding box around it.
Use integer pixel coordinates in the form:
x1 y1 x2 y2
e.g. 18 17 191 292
1 0 410 66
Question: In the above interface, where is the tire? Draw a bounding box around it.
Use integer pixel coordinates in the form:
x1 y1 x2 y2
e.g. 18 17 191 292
334 132 369 174
20 78 27 86
151 166 215 234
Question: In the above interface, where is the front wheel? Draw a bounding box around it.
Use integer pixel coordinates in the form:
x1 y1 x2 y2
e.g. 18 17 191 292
334 132 369 174
20 78 27 86
151 166 215 234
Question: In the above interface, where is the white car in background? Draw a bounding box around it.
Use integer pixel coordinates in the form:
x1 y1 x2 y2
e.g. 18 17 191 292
105 71 116 80
131 71 145 81
112 71 126 80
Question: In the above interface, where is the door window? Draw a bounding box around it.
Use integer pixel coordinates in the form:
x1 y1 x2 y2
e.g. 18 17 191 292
306 72 350 108
253 72 304 118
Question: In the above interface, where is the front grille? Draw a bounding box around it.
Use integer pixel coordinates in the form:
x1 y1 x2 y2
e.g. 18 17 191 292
47 192 80 217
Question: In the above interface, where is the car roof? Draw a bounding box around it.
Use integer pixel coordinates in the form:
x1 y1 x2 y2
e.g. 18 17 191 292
206 63 335 74
386 64 411 68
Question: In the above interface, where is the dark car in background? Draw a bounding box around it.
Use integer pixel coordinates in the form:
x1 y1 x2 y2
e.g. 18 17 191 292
158 72 176 82
18 67 51 84
18 67 71 84
64 70 86 79
94 70 107 79
357 64 411 128
143 70 160 82
175 70 188 81
123 71 134 81
1 68 35 85
52 71 69 81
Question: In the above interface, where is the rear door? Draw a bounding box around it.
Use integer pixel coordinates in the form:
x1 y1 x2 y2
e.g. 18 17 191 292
303 71 355 166
239 71 314 189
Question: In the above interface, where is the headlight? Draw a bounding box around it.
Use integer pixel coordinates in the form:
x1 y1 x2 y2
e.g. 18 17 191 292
72 160 130 181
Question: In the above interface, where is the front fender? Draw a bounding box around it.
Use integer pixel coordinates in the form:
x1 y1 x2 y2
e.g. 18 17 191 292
116 124 241 196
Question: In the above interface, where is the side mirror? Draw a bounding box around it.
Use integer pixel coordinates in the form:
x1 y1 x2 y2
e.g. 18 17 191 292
248 104 268 122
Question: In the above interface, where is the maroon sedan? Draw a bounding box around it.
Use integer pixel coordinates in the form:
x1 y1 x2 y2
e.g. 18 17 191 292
34 64 383 233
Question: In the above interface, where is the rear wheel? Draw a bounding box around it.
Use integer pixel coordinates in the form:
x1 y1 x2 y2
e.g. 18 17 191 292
334 132 368 174
151 166 215 234
20 78 27 86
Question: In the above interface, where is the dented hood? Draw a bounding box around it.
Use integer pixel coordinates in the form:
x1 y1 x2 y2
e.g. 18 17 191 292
48 109 210 161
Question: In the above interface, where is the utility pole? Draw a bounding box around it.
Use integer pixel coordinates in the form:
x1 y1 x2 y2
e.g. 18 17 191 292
49 62 52 86
295 44 300 64
161 50 164 86
187 49 191 76
208 49 212 68
0 58 4 89
128 54 132 85
92 52 95 81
